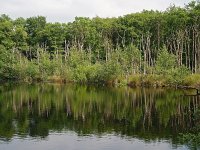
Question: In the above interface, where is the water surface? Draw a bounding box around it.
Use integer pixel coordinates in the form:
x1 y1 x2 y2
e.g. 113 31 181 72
0 84 199 150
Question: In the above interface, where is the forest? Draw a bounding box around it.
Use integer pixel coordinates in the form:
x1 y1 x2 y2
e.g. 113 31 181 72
0 1 200 87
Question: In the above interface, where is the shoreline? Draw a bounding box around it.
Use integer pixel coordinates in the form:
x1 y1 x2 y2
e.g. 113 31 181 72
1 74 200 90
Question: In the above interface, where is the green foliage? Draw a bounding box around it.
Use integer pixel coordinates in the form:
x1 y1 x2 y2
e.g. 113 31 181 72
99 60 121 82
155 47 190 85
0 45 18 80
85 63 101 83
183 74 200 87
25 61 39 80
167 66 190 85
66 49 121 83
0 1 200 85
155 47 176 75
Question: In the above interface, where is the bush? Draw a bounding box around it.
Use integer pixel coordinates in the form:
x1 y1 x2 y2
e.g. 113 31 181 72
167 66 190 85
86 63 102 83
72 65 88 83
155 47 176 76
97 60 121 83
183 74 200 87
25 61 40 80
0 45 18 80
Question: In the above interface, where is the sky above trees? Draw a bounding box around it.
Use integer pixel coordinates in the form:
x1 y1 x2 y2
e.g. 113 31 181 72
0 0 191 22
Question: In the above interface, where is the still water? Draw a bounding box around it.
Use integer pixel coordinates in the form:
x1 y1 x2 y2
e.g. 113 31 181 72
0 84 199 150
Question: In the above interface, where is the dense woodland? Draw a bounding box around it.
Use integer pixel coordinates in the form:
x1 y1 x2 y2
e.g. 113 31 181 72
0 1 200 86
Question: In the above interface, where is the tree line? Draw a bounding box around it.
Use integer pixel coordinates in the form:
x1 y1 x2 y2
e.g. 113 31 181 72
0 1 200 85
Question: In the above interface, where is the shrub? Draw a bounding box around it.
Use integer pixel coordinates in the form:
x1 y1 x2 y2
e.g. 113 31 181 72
183 74 200 87
167 66 190 85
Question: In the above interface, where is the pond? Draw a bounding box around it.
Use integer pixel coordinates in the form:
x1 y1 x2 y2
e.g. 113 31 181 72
0 84 199 150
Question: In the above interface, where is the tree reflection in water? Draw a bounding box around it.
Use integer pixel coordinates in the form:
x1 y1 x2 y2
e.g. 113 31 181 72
0 84 199 148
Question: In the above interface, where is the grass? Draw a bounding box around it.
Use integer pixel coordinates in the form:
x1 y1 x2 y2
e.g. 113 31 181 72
2 72 200 88
126 74 168 87
183 74 200 87
125 74 200 88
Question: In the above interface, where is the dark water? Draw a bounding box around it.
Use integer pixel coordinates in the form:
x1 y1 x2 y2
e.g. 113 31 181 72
0 84 199 150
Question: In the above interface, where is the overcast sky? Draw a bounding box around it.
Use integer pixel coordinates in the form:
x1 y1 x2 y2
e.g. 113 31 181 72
0 0 191 22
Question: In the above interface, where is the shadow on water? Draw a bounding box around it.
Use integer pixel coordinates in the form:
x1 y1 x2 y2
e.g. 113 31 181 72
0 83 199 149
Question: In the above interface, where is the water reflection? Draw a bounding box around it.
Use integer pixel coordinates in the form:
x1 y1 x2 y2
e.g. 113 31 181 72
0 84 199 149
